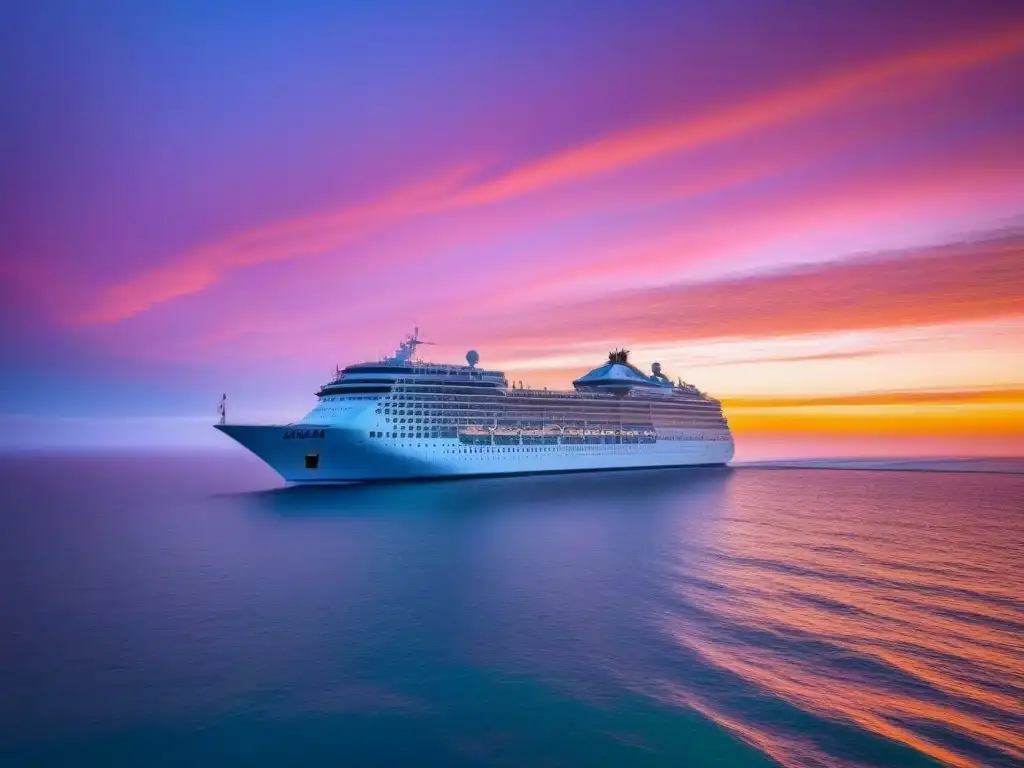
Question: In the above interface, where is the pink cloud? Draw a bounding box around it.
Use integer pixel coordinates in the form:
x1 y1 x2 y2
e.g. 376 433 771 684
460 139 1024 312
67 24 1024 327
70 162 485 325
472 230 1024 357
446 24 1024 206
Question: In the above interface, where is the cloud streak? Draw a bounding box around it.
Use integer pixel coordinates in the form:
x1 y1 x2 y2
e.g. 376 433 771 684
72 162 484 325
478 230 1024 352
449 24 1024 206
71 24 1024 326
466 137 1024 310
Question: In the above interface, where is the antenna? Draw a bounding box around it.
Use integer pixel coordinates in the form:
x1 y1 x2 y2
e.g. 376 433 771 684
408 326 436 355
410 324 435 346
387 327 436 363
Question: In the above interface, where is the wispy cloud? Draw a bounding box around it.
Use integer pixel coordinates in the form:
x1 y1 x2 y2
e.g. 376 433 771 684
447 25 1024 206
475 230 1024 353
463 138 1024 310
70 25 1024 327
71 162 484 325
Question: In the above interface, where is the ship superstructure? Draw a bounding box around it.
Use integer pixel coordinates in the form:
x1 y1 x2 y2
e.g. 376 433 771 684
215 329 734 482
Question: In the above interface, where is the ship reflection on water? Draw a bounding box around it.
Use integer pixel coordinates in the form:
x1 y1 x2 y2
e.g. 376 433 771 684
2 453 1021 766
243 464 734 518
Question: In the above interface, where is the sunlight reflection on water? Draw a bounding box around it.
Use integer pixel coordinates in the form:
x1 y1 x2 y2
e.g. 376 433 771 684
2 453 1021 767
640 469 1024 768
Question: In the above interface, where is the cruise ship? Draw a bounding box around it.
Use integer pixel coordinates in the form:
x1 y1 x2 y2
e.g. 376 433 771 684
215 329 734 482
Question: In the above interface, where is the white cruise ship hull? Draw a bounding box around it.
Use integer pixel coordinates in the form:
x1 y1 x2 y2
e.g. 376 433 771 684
215 424 733 483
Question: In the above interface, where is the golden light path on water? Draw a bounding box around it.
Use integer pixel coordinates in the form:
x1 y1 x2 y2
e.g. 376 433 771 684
644 469 1023 768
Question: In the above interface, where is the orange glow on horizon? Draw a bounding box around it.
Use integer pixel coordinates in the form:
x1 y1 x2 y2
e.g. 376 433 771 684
724 402 1024 438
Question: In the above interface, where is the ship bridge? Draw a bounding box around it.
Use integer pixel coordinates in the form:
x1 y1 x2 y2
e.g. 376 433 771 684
316 329 507 398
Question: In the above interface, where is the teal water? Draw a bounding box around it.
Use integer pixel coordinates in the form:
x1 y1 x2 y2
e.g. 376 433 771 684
2 452 1022 767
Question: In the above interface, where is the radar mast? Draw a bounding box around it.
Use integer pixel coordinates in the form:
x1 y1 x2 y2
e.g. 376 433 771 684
387 326 435 363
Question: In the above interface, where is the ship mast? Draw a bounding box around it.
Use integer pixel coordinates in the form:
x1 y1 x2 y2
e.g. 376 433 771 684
387 326 435 363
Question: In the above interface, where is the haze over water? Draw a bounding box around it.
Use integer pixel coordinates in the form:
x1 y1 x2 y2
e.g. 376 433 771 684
3 452 1021 767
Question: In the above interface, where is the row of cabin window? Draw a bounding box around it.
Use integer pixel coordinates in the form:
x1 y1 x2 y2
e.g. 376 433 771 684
364 436 668 454
382 406 722 420
380 394 724 417
385 417 722 429
368 399 724 421
395 407 722 419
389 392 722 409
388 402 723 418
368 439 726 451
388 388 716 403
382 419 720 430
368 432 725 443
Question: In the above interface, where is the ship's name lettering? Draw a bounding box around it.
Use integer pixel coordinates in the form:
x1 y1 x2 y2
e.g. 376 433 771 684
283 428 326 440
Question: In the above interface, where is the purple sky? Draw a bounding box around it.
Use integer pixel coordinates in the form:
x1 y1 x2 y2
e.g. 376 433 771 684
2 0 1022 452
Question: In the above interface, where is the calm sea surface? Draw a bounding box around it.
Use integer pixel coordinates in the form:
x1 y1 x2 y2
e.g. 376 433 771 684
1 452 1021 767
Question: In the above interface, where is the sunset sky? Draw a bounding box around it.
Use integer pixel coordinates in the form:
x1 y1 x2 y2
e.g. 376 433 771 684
2 0 1022 457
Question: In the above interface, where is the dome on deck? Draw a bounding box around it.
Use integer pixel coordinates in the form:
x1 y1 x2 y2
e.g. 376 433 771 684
573 349 671 394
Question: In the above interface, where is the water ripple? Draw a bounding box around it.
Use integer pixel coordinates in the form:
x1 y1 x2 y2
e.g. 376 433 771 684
643 469 1024 767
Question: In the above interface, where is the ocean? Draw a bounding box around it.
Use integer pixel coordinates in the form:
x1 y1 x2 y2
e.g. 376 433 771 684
1 452 1021 767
